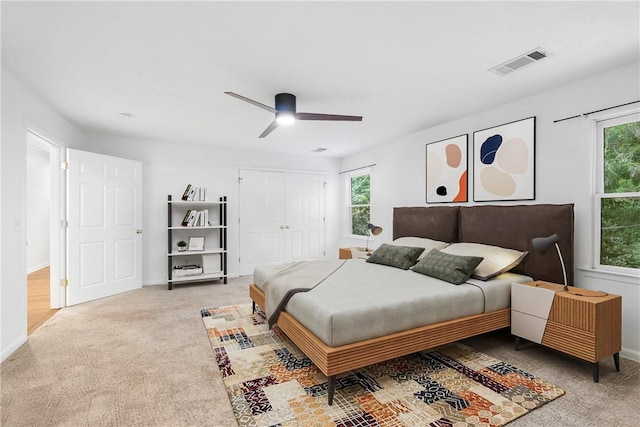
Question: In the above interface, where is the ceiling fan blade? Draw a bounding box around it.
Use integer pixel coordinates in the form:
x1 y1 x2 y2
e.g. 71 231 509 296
259 120 279 138
296 112 363 121
225 92 276 113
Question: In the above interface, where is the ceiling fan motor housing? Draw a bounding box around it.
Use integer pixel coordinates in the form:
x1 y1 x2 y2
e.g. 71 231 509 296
275 93 296 114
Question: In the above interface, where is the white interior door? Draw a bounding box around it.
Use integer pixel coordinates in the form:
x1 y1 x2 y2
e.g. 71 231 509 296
238 170 286 275
66 149 142 305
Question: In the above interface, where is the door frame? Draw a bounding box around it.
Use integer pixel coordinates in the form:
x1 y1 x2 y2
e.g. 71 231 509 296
26 127 66 308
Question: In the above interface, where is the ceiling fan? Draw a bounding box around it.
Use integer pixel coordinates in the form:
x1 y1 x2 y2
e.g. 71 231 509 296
225 92 363 138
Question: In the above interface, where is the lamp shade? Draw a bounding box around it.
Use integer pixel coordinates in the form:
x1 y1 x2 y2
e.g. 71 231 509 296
531 233 567 290
367 223 383 236
532 233 561 254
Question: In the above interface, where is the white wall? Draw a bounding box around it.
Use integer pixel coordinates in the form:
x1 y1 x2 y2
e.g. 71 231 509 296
26 142 50 272
340 61 640 361
80 134 342 284
1 66 84 362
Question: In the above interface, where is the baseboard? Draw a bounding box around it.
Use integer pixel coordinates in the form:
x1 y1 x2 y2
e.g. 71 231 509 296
142 273 240 287
621 347 640 363
142 280 168 287
27 262 50 275
1 334 27 363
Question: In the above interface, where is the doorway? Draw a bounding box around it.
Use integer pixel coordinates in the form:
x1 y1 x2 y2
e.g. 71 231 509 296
26 131 64 333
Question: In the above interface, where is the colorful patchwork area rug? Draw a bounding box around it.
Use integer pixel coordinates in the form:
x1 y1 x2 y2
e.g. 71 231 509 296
201 305 564 427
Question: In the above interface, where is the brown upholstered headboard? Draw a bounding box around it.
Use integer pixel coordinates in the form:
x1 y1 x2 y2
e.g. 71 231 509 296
393 204 574 285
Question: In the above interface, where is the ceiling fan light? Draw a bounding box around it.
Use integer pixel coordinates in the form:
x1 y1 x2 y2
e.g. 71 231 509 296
276 112 295 125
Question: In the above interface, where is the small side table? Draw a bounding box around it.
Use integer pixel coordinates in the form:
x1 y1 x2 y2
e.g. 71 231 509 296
339 247 372 259
511 281 621 382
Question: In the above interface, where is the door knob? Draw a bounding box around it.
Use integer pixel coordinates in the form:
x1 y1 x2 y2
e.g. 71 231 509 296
136 229 143 234
280 225 285 229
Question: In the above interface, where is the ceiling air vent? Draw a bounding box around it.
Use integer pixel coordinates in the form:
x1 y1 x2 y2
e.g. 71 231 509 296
490 48 548 76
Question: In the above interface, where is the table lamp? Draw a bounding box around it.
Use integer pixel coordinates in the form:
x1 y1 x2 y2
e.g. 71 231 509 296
365 223 383 252
532 233 568 291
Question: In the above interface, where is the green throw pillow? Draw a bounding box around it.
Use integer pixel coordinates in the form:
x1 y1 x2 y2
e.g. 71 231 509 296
366 243 425 270
412 249 484 284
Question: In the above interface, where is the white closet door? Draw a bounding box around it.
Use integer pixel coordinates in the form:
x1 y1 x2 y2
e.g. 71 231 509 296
285 173 325 261
66 149 142 305
239 170 286 275
239 170 326 275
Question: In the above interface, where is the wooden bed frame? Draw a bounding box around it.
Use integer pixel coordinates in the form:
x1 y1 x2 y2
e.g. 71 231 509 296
250 204 574 404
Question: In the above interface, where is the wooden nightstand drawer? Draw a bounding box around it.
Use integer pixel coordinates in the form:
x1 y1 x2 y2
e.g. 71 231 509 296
542 321 597 362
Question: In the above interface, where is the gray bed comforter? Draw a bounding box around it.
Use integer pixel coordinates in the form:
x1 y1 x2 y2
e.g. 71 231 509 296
254 258 531 347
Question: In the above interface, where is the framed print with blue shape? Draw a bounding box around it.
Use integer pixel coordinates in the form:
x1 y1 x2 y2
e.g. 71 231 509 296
473 117 535 202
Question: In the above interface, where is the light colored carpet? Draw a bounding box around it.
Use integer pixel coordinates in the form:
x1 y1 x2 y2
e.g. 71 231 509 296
2 276 639 426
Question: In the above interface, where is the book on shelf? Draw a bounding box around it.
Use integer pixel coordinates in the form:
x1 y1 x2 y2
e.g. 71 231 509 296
188 211 200 227
183 210 197 227
179 209 211 227
180 184 209 202
181 184 192 201
186 186 197 201
181 209 192 226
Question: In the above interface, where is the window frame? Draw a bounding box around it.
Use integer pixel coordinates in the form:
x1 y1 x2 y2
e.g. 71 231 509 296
345 169 371 238
593 111 640 275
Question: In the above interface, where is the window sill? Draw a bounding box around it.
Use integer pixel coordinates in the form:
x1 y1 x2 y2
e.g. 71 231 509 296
576 266 640 285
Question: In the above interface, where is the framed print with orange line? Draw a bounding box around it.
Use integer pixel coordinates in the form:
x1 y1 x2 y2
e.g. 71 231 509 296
426 134 468 203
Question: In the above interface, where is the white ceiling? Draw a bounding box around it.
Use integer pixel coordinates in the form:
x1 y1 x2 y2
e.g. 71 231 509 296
2 1 639 158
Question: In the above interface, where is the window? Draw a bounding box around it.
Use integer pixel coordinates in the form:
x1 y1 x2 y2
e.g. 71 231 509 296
348 171 370 236
595 112 640 272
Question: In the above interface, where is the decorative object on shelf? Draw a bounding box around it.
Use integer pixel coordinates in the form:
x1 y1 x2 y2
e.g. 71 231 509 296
532 233 568 290
177 240 187 252
426 134 468 203
188 236 205 251
473 116 535 202
364 222 382 252
172 264 203 278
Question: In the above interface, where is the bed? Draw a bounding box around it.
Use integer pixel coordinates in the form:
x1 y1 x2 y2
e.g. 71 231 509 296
249 203 574 404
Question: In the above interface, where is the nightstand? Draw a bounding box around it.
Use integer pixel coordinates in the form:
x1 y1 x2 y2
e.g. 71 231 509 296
339 247 372 259
511 281 621 382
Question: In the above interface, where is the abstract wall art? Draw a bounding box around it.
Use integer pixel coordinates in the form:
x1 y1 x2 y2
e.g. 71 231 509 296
473 117 535 202
426 134 468 203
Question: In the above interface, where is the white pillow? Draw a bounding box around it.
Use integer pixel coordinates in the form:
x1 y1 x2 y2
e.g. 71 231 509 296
390 237 450 259
441 242 528 280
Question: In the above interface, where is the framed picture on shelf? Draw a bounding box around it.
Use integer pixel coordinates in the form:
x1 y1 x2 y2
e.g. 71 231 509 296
188 236 205 251
426 134 468 203
473 116 535 202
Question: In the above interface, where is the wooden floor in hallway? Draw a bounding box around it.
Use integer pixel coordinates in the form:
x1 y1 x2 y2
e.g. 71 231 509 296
28 266 59 335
